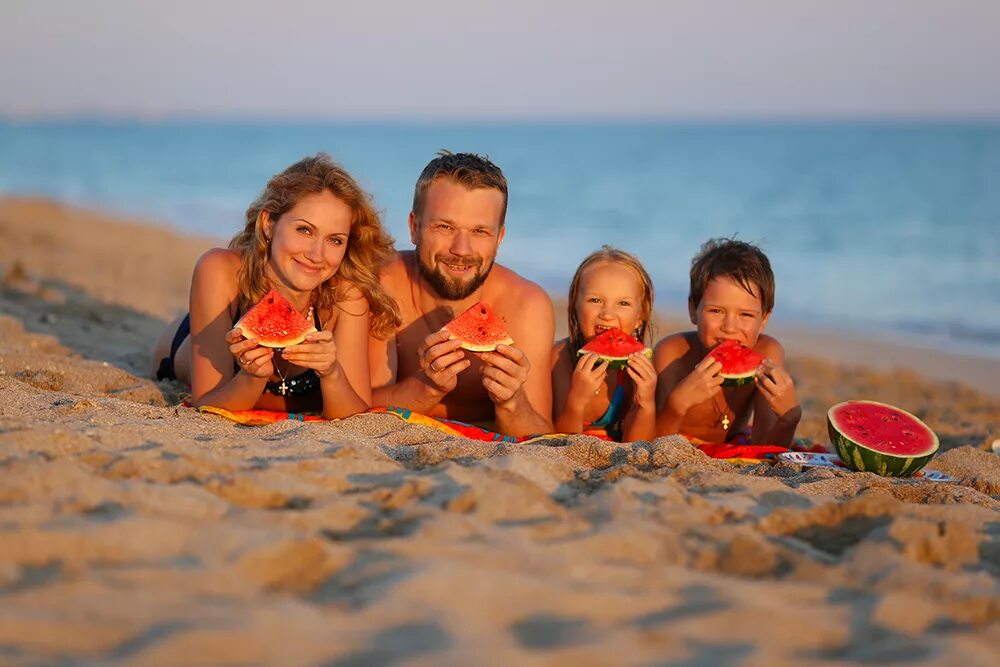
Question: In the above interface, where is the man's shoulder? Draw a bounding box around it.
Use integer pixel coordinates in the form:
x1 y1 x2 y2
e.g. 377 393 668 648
489 264 552 309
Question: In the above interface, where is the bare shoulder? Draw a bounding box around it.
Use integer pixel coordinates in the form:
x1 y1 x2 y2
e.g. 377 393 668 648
491 264 552 314
551 336 572 367
653 331 698 367
755 334 786 362
193 247 241 275
379 251 409 293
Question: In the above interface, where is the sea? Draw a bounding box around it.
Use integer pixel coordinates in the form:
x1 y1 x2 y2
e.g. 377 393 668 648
2 120 999 358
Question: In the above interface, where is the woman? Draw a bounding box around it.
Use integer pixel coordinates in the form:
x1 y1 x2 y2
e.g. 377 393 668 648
152 154 400 418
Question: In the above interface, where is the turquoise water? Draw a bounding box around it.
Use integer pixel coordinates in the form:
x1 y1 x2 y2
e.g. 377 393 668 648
2 120 999 356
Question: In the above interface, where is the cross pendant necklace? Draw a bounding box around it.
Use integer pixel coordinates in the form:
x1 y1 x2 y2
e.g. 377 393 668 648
712 396 731 431
274 357 290 395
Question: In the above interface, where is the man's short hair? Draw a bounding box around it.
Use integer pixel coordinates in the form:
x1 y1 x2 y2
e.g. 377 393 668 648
689 238 775 314
412 150 508 225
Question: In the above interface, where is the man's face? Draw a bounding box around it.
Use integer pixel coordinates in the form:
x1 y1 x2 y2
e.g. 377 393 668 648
410 178 506 301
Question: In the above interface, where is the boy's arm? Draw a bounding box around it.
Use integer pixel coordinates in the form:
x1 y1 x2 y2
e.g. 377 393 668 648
750 336 801 446
653 335 693 437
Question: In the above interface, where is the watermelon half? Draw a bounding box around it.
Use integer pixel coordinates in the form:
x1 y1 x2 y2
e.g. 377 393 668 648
708 339 764 386
235 289 318 348
442 301 513 352
827 400 940 477
576 328 652 370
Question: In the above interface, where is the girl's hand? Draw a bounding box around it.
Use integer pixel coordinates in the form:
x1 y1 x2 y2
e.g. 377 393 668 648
226 328 274 378
568 352 609 407
280 330 340 378
667 355 723 415
626 352 657 409
755 359 799 419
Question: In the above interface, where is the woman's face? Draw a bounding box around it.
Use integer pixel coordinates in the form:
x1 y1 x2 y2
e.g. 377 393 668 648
265 190 352 293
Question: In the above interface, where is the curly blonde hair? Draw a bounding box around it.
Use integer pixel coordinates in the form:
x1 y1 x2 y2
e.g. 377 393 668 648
228 154 401 338
567 246 655 353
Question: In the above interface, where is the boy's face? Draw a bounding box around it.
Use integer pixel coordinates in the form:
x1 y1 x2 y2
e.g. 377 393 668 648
689 276 770 351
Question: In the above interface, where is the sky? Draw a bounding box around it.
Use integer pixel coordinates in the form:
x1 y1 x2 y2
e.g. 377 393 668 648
2 0 999 120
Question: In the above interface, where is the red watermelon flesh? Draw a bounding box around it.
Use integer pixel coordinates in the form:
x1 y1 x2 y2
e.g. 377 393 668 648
708 339 763 386
827 400 939 476
577 328 652 370
442 302 513 352
236 289 318 348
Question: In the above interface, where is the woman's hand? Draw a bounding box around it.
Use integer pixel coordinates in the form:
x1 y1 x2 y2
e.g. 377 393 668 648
567 352 609 408
279 330 341 378
667 354 723 415
226 328 274 378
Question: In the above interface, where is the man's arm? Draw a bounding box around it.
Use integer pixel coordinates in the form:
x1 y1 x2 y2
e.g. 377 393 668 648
370 330 469 413
483 286 555 436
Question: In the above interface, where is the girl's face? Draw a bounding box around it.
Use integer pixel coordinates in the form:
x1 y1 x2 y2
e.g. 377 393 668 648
575 262 645 340
690 276 770 350
265 190 352 293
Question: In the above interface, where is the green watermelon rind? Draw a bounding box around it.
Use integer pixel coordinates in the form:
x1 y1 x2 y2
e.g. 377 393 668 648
827 400 939 477
721 372 756 387
577 347 653 370
441 302 513 352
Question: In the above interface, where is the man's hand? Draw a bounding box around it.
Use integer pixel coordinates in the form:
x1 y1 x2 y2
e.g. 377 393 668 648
667 354 724 415
478 343 530 406
418 329 470 394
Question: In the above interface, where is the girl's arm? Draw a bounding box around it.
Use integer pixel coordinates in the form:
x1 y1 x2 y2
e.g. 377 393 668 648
188 249 271 410
552 341 609 434
622 352 657 441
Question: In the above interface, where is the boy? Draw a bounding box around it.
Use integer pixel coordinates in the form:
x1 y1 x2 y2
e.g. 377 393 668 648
653 238 800 445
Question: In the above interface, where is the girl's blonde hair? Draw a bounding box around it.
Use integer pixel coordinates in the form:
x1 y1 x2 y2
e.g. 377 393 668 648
228 154 401 337
567 245 655 353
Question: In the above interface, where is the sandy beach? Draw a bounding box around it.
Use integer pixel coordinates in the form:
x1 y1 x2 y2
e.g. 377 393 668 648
1 197 998 666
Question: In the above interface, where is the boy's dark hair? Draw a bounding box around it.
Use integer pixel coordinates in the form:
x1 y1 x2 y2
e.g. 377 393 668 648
689 238 775 314
412 150 508 225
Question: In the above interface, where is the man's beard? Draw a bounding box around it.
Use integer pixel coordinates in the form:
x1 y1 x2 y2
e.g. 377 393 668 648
416 245 494 301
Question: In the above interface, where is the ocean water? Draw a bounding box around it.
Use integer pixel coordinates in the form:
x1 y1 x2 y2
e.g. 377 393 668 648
2 120 999 357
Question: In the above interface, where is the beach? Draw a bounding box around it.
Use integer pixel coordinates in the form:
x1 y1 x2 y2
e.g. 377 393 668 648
1 196 999 665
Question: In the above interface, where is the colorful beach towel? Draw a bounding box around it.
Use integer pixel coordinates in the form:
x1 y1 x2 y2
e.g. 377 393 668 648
195 404 821 463
196 404 327 425
686 429 828 464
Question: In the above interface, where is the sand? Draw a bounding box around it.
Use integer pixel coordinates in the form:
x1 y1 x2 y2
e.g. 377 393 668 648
1 197 998 666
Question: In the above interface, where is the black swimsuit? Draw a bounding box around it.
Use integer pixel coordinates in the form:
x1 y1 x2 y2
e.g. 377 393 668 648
156 310 323 397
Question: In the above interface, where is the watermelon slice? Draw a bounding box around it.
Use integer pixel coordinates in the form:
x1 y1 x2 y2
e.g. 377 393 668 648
827 400 939 477
708 339 764 386
235 289 317 348
576 328 652 370
442 302 513 352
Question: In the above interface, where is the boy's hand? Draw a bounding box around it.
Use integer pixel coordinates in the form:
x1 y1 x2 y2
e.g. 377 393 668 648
568 352 609 407
755 359 799 419
626 353 656 409
667 355 724 415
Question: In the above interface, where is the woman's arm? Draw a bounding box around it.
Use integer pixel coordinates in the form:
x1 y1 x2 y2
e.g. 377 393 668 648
188 249 272 410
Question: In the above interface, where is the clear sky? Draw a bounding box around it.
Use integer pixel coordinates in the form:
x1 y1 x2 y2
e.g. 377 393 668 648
2 0 999 119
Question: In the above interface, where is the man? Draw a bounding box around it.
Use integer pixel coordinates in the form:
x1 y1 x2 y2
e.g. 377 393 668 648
370 151 554 436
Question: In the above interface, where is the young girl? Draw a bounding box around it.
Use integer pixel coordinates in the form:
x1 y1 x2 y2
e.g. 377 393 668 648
151 154 401 419
551 247 657 441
